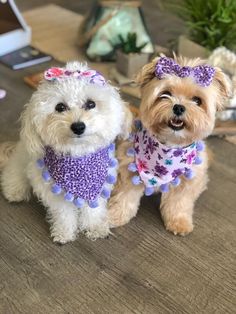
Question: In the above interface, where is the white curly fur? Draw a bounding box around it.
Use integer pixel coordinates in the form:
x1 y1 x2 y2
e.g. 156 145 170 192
208 47 236 120
0 61 132 244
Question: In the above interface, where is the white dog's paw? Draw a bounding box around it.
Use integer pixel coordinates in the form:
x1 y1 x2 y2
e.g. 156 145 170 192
84 224 110 241
2 185 30 203
51 229 77 244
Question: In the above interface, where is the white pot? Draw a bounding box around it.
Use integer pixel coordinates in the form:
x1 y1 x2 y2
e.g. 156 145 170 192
116 50 150 79
178 35 209 58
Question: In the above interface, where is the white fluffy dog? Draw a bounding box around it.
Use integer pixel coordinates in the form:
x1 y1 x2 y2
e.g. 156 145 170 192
0 62 131 244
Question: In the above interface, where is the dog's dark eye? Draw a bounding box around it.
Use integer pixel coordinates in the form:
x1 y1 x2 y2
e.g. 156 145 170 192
55 103 69 112
192 96 202 106
84 100 96 110
160 91 172 98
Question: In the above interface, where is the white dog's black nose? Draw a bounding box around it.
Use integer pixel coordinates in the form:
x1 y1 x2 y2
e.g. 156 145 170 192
173 104 186 116
70 122 86 135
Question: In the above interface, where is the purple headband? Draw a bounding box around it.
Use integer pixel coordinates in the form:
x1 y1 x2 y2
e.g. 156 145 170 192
44 67 106 86
155 57 215 87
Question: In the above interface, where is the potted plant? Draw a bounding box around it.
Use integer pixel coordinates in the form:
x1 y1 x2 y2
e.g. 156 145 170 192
116 32 149 79
163 0 236 58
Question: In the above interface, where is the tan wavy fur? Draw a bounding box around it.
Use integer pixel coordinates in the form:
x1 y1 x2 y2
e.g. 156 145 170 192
108 55 232 235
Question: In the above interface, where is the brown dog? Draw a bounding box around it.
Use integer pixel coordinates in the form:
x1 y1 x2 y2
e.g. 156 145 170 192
108 56 232 235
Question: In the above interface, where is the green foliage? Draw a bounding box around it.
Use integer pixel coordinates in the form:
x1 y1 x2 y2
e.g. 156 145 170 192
118 32 147 54
164 0 236 51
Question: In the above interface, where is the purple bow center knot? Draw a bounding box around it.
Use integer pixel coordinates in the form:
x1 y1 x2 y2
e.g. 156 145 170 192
155 57 215 87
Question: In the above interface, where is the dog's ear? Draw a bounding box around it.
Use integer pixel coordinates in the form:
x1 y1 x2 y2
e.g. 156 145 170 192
214 67 233 111
136 57 159 89
118 103 133 140
20 103 43 155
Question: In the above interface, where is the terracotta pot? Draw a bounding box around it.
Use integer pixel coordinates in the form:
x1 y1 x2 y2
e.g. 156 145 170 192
178 35 209 58
116 50 150 79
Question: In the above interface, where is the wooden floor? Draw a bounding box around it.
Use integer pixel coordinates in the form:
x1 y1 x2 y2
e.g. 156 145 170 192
0 1 235 313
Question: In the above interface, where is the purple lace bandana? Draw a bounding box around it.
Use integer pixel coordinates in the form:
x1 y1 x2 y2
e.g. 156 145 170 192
127 121 204 195
44 67 106 86
36 144 117 208
155 57 215 87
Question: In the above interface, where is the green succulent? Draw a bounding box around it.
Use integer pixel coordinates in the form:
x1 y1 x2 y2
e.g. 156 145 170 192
118 32 147 54
163 0 236 51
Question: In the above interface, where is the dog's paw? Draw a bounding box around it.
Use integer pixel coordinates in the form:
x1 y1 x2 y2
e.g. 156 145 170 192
84 225 110 241
108 203 133 228
3 186 30 203
51 230 77 244
165 216 193 236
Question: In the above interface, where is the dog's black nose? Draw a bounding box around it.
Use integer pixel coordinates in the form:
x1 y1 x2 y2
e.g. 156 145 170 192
173 104 186 116
70 122 86 135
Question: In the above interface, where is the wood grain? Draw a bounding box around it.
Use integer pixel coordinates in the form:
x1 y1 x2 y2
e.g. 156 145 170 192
1 63 235 314
0 139 235 314
0 2 235 314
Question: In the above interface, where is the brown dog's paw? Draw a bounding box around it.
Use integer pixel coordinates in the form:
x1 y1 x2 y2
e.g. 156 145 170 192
108 203 132 228
165 216 193 236
108 208 127 228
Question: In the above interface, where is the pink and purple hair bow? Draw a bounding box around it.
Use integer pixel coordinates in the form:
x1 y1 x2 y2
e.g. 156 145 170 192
155 57 215 87
44 67 106 86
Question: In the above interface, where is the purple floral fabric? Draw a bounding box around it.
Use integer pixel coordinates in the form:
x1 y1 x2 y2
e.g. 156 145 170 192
155 57 215 87
133 128 198 188
44 146 110 201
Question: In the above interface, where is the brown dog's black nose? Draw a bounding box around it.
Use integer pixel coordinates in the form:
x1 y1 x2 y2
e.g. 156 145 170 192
70 122 86 135
173 104 186 116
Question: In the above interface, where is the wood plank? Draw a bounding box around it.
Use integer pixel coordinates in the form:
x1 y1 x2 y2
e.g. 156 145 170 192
0 139 235 314
0 2 235 314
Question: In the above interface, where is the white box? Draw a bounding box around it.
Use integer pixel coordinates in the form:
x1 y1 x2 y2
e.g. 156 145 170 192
0 0 31 56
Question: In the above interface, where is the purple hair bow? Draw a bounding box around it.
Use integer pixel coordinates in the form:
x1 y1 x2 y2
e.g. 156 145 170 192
155 57 215 87
44 67 106 86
